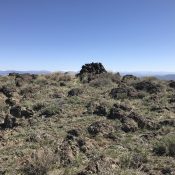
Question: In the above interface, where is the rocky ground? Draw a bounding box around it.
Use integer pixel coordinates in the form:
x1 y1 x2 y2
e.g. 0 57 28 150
0 63 175 175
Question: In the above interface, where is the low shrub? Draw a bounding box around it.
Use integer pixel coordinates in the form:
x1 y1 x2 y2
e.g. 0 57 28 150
153 134 175 157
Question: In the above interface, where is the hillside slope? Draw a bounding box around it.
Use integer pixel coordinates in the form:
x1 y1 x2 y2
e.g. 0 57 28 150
0 63 175 175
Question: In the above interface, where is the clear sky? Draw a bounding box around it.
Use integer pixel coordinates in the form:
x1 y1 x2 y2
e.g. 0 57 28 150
0 0 175 72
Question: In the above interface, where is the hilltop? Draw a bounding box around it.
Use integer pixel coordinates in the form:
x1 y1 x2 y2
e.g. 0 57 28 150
0 63 175 175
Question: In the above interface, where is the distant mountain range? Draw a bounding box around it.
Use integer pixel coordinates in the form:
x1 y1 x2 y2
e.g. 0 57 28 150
122 72 175 80
0 70 51 76
0 70 175 80
119 71 175 80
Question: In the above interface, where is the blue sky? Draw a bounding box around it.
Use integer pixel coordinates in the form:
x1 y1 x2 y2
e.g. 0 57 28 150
0 0 175 72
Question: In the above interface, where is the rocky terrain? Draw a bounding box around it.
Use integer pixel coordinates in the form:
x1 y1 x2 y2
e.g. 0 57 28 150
0 63 175 175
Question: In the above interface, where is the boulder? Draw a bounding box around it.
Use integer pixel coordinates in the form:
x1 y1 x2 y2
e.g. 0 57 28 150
0 86 14 98
110 86 139 99
5 98 16 106
122 74 138 82
169 95 175 103
77 62 107 82
78 62 107 76
10 105 22 118
93 105 108 116
68 88 83 97
134 81 161 94
110 87 128 99
159 119 175 127
77 155 118 175
169 81 175 89
128 112 160 130
88 121 114 136
107 106 128 122
66 129 80 140
121 119 138 132
13 73 37 87
21 108 34 118
3 114 17 129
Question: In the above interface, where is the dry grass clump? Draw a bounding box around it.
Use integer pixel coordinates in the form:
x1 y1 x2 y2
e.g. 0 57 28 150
20 148 59 175
153 134 175 157
45 72 73 82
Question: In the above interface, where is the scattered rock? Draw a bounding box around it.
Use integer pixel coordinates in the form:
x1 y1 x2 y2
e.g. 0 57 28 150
113 103 132 111
134 81 161 94
128 112 160 130
50 93 63 99
13 73 37 87
77 155 118 175
66 129 80 140
107 105 128 122
110 86 139 99
2 114 17 129
122 75 138 82
104 132 118 141
159 119 175 127
15 78 24 87
110 87 128 99
169 95 175 103
10 105 22 118
108 105 159 130
169 81 175 89
121 119 138 132
93 105 108 116
68 88 83 97
5 98 16 106
21 108 34 118
60 81 66 86
161 167 173 175
0 86 15 98
150 106 164 113
60 140 77 166
88 121 114 136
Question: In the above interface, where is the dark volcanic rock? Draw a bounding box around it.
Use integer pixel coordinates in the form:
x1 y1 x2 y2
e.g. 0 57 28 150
66 129 80 140
60 140 75 166
88 121 114 136
60 81 66 86
121 119 138 132
5 98 16 106
110 87 128 99
159 119 175 127
128 112 160 130
169 81 175 88
10 105 22 118
21 108 34 118
108 105 159 130
77 155 118 175
78 62 107 76
93 105 108 116
122 75 138 82
77 62 107 82
2 114 17 129
169 95 175 103
13 73 37 87
0 86 15 98
110 86 139 99
68 88 83 97
113 103 132 111
134 81 161 94
107 105 128 122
